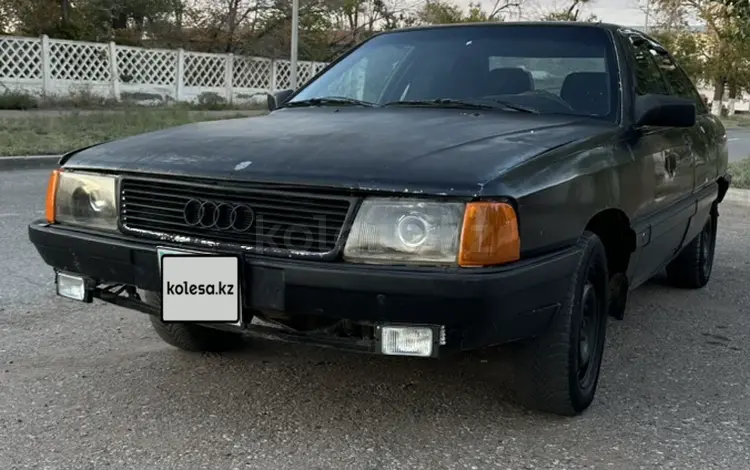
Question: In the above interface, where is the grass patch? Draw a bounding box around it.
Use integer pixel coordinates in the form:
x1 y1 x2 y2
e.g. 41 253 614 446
728 157 750 190
720 114 750 129
0 108 265 156
0 89 267 111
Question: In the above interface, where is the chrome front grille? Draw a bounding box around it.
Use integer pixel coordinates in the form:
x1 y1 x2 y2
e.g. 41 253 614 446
119 176 356 257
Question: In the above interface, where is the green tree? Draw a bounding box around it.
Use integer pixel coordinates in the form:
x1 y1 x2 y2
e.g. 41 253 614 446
649 29 704 83
652 0 750 114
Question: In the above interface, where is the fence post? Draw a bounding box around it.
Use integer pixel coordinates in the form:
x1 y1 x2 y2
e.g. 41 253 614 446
40 35 51 96
175 48 185 102
225 53 234 103
270 59 277 93
108 42 120 101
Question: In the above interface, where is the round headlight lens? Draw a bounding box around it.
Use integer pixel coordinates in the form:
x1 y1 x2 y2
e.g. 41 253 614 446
70 186 109 219
396 214 429 248
88 190 108 212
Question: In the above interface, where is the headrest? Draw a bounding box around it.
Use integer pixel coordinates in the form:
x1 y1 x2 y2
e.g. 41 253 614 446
486 67 534 95
560 72 610 115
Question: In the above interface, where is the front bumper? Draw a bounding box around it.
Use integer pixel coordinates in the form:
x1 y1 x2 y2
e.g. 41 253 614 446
28 220 581 356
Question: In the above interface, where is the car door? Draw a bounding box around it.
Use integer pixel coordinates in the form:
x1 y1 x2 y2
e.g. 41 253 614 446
620 32 697 287
648 48 721 245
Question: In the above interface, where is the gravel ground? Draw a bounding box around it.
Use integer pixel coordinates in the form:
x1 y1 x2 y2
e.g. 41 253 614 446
1 169 749 470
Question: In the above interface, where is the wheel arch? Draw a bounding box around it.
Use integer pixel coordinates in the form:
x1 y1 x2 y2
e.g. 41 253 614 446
584 208 636 277
583 207 636 320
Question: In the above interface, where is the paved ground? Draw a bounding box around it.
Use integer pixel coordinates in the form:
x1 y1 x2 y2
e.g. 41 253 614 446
1 169 749 470
727 128 750 162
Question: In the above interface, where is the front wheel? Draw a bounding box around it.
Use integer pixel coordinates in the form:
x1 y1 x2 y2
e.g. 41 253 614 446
512 231 610 416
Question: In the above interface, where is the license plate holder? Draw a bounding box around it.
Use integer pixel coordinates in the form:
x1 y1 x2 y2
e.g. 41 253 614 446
157 246 243 326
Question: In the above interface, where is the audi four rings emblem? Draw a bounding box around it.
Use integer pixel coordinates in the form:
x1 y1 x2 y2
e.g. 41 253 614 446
183 199 256 232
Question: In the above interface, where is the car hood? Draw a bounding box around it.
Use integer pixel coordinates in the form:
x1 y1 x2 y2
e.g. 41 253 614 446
63 107 613 197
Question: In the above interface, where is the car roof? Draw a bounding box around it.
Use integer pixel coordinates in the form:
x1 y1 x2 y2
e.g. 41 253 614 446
377 21 627 35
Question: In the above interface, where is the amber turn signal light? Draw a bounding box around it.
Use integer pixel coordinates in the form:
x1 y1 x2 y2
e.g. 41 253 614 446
458 201 520 267
45 168 61 223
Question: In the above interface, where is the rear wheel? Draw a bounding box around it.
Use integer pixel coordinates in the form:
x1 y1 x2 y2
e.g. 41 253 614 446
665 210 717 289
143 290 246 352
512 231 609 416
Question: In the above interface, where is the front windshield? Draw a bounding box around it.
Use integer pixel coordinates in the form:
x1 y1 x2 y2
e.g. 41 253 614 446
288 24 620 121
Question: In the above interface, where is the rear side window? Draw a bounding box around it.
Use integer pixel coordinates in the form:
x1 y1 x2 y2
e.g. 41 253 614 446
650 52 708 114
625 35 670 96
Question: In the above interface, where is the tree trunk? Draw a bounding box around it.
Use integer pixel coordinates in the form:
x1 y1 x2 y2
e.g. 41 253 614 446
61 0 70 25
112 12 128 31
727 79 738 116
711 77 725 116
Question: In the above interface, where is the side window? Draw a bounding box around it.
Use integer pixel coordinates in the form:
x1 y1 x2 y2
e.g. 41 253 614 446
627 37 670 96
651 52 709 114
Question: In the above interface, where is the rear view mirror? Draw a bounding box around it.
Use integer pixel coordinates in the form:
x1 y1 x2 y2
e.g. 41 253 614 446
634 94 696 128
267 89 295 112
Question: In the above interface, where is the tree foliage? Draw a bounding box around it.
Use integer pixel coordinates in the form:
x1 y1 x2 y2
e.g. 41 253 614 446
650 0 750 104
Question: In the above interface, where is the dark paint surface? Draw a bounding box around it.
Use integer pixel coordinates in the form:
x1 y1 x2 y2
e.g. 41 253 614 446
58 22 730 289
63 107 614 197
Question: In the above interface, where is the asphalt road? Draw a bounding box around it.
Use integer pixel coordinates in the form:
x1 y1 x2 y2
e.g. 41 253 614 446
727 128 750 162
1 169 749 470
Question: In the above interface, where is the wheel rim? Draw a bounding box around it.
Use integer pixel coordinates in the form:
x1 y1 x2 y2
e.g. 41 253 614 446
701 218 715 275
577 279 601 391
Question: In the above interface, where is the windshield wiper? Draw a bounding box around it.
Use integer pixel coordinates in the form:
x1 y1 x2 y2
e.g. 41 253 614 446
383 98 496 109
383 98 539 113
282 96 376 108
487 99 540 114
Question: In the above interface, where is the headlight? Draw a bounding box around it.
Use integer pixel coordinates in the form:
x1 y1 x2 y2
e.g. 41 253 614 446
45 169 118 231
343 198 521 267
343 198 464 265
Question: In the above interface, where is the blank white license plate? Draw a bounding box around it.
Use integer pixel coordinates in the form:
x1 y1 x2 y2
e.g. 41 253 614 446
157 247 241 324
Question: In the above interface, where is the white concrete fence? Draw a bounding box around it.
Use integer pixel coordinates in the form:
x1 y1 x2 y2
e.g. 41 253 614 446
0 34 329 104
1 33 748 113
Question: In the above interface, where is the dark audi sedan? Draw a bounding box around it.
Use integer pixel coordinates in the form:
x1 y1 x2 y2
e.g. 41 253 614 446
29 22 731 416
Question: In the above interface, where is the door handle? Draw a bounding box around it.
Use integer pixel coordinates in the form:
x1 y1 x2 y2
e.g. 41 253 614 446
665 152 677 177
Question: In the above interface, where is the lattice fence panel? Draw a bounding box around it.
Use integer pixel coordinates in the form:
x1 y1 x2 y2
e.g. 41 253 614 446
233 56 272 89
50 40 110 82
274 59 292 89
184 52 226 87
0 35 332 97
116 46 176 85
312 62 328 75
0 37 42 80
273 60 330 90
296 62 317 86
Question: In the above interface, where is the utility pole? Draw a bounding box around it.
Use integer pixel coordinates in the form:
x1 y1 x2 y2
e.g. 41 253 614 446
290 0 300 90
644 0 650 33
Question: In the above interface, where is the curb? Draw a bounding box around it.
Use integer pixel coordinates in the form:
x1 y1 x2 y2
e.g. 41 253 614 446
0 155 61 172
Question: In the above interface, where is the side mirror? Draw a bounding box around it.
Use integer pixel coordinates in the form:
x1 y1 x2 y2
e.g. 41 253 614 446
267 89 295 112
634 94 696 128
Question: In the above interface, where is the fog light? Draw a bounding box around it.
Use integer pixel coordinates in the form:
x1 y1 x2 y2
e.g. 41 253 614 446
56 272 88 301
380 326 434 357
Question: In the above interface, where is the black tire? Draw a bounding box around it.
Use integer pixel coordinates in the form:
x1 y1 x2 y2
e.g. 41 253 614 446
665 209 717 289
143 291 246 353
512 231 610 416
